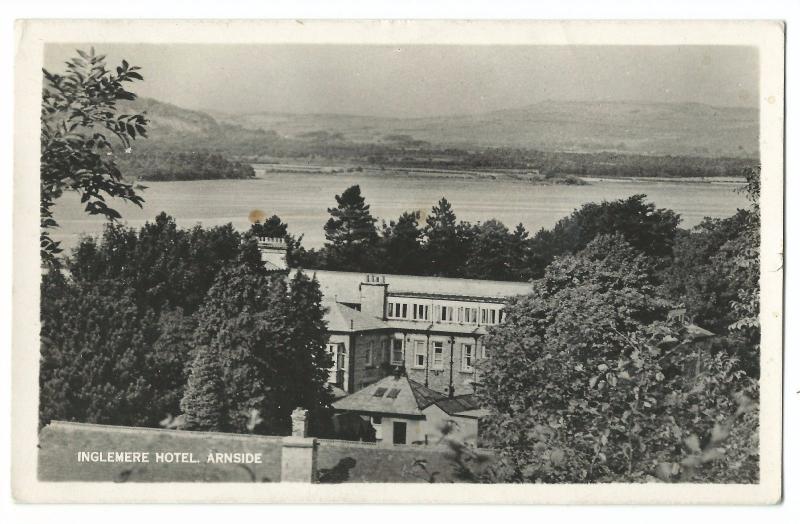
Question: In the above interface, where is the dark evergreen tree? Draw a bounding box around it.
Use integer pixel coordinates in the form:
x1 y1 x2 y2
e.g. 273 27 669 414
250 215 289 238
508 223 535 281
323 185 379 271
67 213 257 315
463 219 514 281
180 344 226 431
423 197 465 277
186 265 332 434
379 211 426 275
39 272 160 427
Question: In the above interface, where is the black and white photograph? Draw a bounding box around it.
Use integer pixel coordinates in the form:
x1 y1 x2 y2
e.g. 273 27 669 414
11 19 784 503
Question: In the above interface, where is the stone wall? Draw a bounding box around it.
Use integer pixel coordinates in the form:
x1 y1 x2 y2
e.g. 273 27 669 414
37 421 492 483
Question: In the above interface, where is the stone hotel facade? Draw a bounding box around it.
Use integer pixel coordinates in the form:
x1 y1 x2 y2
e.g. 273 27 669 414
291 268 532 397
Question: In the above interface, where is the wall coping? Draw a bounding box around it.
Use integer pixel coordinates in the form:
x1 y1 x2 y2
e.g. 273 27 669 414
45 421 285 442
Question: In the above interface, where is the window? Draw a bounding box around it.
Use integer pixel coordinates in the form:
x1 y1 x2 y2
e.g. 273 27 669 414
438 306 453 322
391 339 404 364
432 341 444 369
373 387 388 397
365 341 373 366
401 303 408 318
413 340 426 368
386 388 400 399
393 421 407 445
381 339 390 363
462 343 474 371
457 307 464 323
413 304 428 320
372 416 382 424
490 309 497 324
466 308 477 324
498 310 505 323
481 309 488 324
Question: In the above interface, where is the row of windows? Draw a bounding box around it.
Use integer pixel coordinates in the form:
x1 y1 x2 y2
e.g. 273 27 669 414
386 301 505 325
362 337 482 372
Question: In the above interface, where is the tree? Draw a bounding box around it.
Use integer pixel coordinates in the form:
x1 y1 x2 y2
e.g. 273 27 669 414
508 223 535 281
478 234 757 482
39 215 261 428
181 344 226 431
250 215 289 238
527 194 681 278
379 211 425 275
424 198 465 277
67 213 256 314
184 263 332 434
323 185 379 271
41 48 149 264
39 271 160 427
658 167 761 377
463 219 514 281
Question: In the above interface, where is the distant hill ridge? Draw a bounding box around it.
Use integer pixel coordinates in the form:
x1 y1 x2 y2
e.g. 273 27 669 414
124 97 758 158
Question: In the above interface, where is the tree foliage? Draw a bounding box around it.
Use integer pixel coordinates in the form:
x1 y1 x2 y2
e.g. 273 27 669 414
41 48 148 265
39 214 257 427
478 234 758 483
39 271 161 427
182 265 332 434
527 194 681 277
323 185 379 270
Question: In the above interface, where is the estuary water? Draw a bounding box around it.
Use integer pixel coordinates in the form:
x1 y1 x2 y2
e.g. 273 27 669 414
51 168 749 253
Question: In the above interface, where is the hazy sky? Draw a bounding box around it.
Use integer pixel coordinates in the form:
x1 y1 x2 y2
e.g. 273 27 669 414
44 44 759 117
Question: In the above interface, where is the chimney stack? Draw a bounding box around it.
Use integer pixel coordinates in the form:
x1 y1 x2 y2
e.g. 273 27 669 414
359 274 388 319
257 237 288 271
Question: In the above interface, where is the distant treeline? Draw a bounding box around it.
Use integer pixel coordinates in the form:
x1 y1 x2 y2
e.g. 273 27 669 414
369 148 755 179
119 149 255 181
133 116 755 179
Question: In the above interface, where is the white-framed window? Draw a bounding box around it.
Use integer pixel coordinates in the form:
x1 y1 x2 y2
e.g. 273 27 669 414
391 338 404 364
365 340 373 366
498 309 505 323
413 340 426 368
432 341 444 369
401 303 408 318
413 304 429 320
438 306 453 322
462 343 474 371
490 309 497 324
466 307 478 324
480 309 488 324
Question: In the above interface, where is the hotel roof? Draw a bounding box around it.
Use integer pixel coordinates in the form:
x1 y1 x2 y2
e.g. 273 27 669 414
325 302 390 333
293 268 532 305
332 375 446 417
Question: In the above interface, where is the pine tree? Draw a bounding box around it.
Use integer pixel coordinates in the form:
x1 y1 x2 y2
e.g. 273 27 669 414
180 344 226 431
379 211 425 275
323 185 378 271
424 198 464 277
250 215 288 238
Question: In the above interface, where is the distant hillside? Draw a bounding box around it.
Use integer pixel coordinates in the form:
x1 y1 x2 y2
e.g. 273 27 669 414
116 97 757 180
214 100 759 158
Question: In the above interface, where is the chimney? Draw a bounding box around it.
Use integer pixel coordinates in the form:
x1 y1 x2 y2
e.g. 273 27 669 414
257 237 288 271
359 274 388 319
